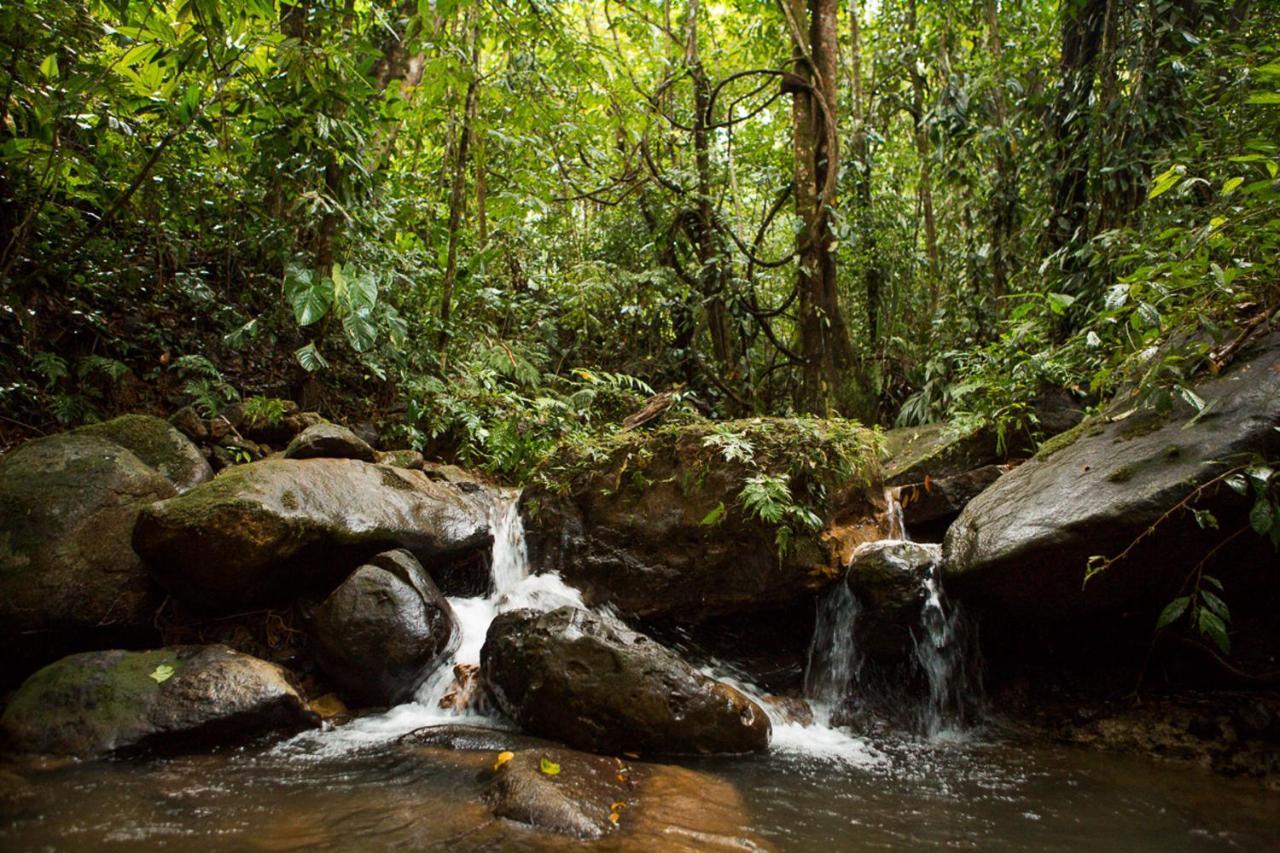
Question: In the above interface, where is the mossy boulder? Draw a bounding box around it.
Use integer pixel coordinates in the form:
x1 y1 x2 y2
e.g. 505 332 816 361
521 417 885 622
483 606 770 755
284 422 377 462
944 331 1280 624
879 422 1004 487
78 413 212 493
0 433 176 683
133 457 492 611
311 549 458 707
0 645 317 758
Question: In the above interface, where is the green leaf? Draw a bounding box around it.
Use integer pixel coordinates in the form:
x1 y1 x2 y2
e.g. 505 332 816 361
1046 292 1076 315
1200 589 1230 621
1155 596 1190 630
1250 498 1274 535
539 757 561 776
284 266 333 327
295 342 330 373
1222 176 1244 196
1197 608 1231 655
1148 165 1183 199
1245 92 1280 105
700 501 726 526
149 664 175 684
40 54 59 80
1225 474 1248 495
342 312 377 353
1192 509 1218 530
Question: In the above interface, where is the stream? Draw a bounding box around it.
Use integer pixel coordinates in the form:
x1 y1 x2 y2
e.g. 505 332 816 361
2 497 1278 850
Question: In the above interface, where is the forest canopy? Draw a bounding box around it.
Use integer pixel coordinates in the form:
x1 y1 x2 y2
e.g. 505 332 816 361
1 0 1276 474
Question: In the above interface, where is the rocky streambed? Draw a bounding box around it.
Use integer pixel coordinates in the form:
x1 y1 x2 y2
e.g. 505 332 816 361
2 333 1279 848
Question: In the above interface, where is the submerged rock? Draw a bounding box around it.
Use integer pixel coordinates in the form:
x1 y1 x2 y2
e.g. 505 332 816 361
945 332 1280 624
0 645 317 758
284 422 377 462
78 414 212 493
0 434 175 682
482 606 770 755
311 549 457 707
522 418 885 622
133 458 492 611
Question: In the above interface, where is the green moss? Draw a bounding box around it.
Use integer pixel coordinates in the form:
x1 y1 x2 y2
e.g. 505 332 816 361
1107 464 1137 483
1034 419 1105 460
1117 410 1167 440
78 415 193 482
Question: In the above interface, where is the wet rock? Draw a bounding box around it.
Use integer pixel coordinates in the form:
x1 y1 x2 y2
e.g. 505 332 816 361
78 413 212 493
482 606 770 755
378 449 426 470
0 434 175 682
311 549 457 706
880 422 1005 487
845 540 941 660
284 422 377 462
485 748 624 838
133 458 492 611
0 645 317 758
896 464 1006 535
945 331 1280 624
168 405 209 442
762 695 814 727
350 419 381 450
522 418 886 622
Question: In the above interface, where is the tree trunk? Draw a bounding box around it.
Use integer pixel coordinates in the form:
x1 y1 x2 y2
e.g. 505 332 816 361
438 15 481 359
984 0 1017 327
686 0 733 375
1047 0 1107 288
787 0 853 415
907 0 940 304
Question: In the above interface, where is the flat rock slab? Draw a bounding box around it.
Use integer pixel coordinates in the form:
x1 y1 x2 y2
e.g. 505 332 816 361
0 645 317 758
134 458 492 612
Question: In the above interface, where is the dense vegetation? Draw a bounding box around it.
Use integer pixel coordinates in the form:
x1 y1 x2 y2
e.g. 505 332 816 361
1 0 1277 475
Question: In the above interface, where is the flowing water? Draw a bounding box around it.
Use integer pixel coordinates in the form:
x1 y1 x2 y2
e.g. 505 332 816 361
3 496 1278 850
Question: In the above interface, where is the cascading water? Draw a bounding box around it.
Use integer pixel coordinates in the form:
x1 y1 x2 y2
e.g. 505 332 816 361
884 486 907 540
912 555 982 738
803 579 861 724
283 493 584 754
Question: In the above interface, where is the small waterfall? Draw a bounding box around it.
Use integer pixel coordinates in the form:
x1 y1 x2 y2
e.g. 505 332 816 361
912 558 982 738
804 579 861 724
884 487 907 540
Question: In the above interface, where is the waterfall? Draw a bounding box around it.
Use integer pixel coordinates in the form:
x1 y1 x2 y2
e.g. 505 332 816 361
912 558 982 738
884 486 907 540
804 579 861 724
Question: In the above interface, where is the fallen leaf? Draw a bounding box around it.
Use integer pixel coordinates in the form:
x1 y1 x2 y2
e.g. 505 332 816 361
148 664 175 684
494 751 514 770
609 813 620 824
539 757 561 776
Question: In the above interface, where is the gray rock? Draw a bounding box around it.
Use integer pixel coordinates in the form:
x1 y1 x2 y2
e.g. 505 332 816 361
0 645 317 758
78 413 212 493
284 422 377 462
944 332 1280 623
482 606 770 756
0 434 175 682
845 540 941 660
897 465 1006 531
312 550 458 706
133 458 492 611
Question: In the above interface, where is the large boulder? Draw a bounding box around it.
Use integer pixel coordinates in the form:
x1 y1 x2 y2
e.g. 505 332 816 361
0 645 317 758
77 414 212 493
133 458 492 611
0 434 176 682
284 422 377 462
521 418 885 622
311 549 457 706
879 422 1005 488
482 606 770 755
945 332 1280 624
896 465 1005 537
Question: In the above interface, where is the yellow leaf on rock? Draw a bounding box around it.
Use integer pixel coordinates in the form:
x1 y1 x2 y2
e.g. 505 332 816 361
148 664 175 684
494 751 514 770
539 757 561 775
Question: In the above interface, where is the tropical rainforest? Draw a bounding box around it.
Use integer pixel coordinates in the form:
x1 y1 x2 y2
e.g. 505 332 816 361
1 1 1279 847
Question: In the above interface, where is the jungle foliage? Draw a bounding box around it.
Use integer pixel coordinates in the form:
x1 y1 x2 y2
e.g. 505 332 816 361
0 0 1277 475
